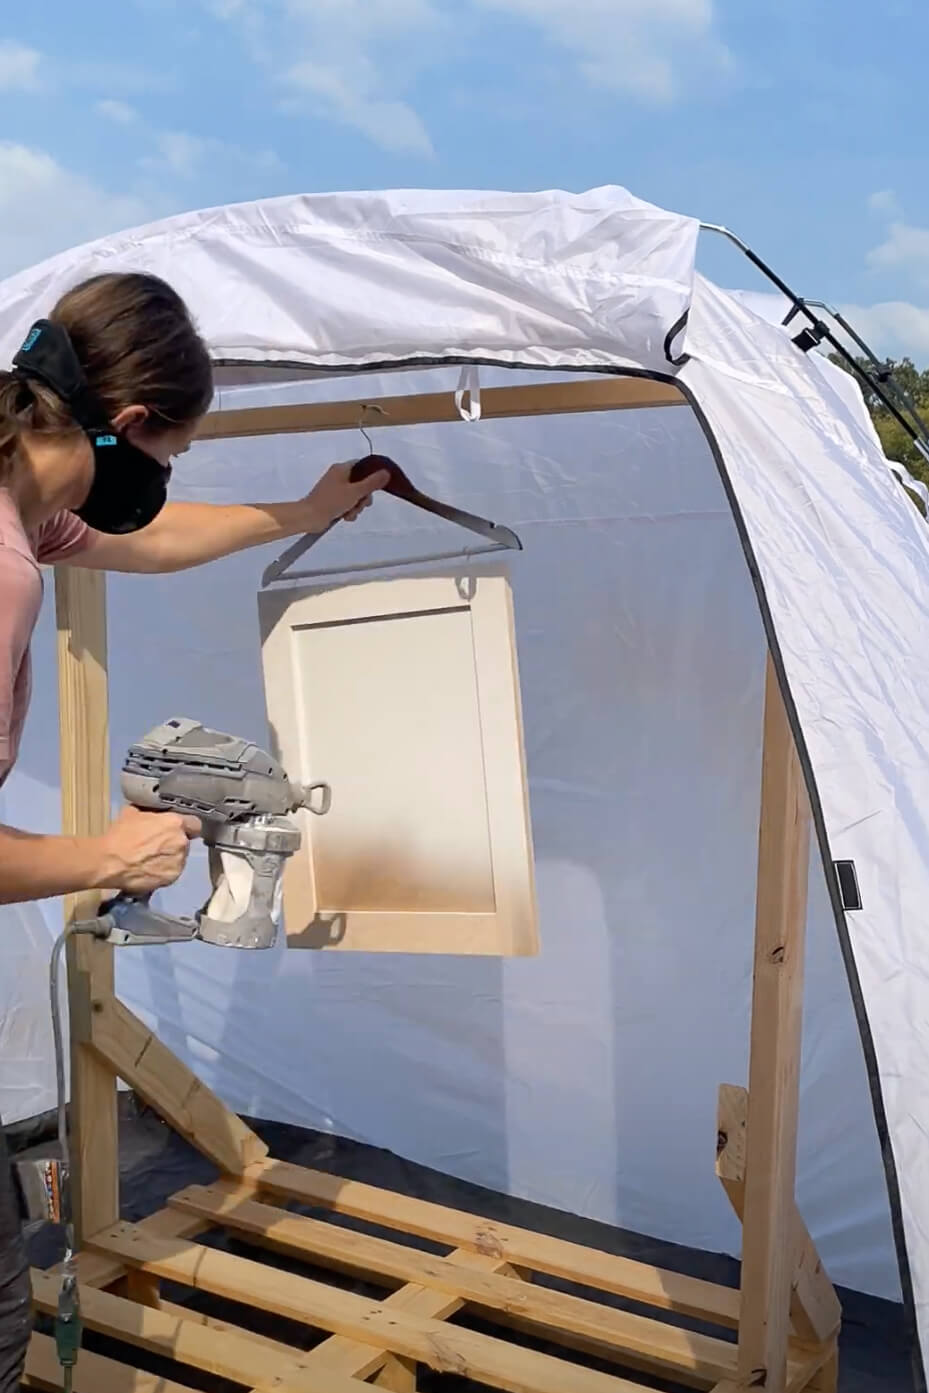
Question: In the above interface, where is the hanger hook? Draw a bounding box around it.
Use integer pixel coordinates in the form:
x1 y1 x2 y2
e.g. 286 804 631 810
358 403 386 456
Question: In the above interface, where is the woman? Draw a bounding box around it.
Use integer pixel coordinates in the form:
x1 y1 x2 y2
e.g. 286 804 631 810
0 270 387 1390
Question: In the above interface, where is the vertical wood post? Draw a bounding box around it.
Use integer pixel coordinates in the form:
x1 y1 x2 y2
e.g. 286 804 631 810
55 566 119 1243
737 654 812 1391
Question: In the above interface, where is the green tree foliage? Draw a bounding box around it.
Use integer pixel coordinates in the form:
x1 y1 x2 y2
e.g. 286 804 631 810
828 352 929 493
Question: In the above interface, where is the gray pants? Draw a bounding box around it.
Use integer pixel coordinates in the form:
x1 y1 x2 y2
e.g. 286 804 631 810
0 1119 30 1393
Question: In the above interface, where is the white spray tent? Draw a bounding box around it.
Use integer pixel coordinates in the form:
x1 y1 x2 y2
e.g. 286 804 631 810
0 185 926 1388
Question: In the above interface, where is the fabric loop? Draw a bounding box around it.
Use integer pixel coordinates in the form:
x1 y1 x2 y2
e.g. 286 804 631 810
455 366 481 421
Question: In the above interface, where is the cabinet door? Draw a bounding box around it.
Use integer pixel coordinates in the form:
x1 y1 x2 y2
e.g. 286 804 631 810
258 568 538 954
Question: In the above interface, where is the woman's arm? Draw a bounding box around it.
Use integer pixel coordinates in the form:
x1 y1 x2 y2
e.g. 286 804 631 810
0 825 108 904
73 499 326 574
0 806 200 907
67 461 389 575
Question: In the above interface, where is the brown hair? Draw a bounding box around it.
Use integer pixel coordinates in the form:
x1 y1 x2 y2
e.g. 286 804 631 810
0 271 213 482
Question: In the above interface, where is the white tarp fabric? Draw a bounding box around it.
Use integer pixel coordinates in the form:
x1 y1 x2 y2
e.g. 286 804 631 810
0 185 925 1371
0 187 697 381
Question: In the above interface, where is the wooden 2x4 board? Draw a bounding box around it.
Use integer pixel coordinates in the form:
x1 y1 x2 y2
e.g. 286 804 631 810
257 566 538 955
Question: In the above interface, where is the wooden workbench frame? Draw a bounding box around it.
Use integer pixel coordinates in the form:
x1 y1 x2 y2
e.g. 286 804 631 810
46 372 840 1393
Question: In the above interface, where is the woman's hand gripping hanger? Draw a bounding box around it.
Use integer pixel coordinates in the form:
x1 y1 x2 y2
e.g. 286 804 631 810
261 388 522 588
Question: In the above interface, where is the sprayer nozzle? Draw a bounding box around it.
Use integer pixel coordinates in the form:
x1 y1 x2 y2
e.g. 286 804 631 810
300 781 332 816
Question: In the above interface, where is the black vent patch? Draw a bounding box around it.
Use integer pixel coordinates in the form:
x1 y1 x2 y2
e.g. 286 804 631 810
834 861 863 912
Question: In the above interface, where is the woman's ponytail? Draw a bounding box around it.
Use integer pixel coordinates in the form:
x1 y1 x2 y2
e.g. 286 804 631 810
0 370 77 484
0 270 213 484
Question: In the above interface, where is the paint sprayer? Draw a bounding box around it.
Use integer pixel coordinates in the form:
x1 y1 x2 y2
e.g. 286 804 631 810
84 716 330 949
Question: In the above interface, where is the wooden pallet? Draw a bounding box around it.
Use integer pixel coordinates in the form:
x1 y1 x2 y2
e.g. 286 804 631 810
25 1153 836 1393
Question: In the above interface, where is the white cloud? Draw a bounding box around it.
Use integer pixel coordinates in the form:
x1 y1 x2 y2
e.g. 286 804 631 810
284 0 442 40
283 55 434 156
207 0 254 14
474 0 730 102
151 130 209 178
0 143 163 279
867 220 929 289
208 0 728 154
280 0 443 155
67 57 175 96
210 0 444 155
0 39 41 91
844 202 929 361
143 128 282 179
96 98 138 124
837 301 929 363
868 190 901 218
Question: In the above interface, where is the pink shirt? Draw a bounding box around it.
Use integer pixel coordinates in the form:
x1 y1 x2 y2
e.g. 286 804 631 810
0 489 93 787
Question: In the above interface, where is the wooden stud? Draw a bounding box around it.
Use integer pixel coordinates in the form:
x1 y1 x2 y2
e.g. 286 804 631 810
374 1357 417 1391
480 1310 716 1391
24 1331 198 1393
29 1272 365 1393
88 1222 662 1393
204 1186 813 1393
711 1344 835 1393
55 566 119 1245
304 1249 512 1384
716 1083 748 1193
245 1158 741 1327
303 1248 709 1393
197 376 686 442
717 1084 841 1346
744 1340 837 1393
737 656 812 1393
61 1205 205 1290
806 1344 839 1392
60 1176 261 1289
54 569 264 1244
88 997 267 1175
155 1298 303 1359
169 1183 739 1385
124 1270 160 1309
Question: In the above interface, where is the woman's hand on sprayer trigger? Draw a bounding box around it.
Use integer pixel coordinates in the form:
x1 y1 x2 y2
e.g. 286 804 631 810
96 804 202 894
303 460 391 531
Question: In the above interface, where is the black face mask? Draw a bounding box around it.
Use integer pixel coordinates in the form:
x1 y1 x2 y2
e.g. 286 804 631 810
11 319 171 534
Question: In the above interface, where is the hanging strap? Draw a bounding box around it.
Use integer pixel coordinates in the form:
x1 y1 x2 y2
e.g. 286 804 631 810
455 366 482 421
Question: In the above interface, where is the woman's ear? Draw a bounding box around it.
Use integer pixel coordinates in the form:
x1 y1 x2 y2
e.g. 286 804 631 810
111 404 149 433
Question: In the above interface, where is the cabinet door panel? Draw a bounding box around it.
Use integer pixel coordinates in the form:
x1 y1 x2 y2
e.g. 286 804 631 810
258 569 538 955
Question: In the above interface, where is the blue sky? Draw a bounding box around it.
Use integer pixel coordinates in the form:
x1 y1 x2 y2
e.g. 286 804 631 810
2 0 928 359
